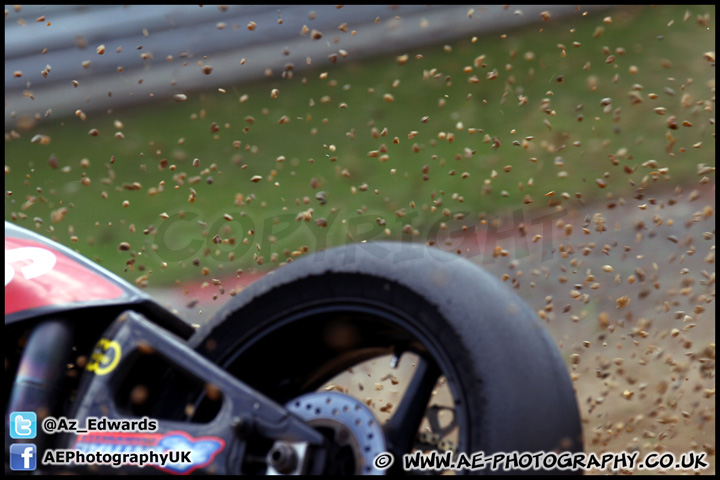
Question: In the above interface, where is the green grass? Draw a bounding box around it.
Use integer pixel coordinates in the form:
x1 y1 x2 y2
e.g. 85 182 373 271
5 5 715 287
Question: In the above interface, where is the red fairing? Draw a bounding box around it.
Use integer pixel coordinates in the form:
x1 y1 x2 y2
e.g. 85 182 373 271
5 237 125 316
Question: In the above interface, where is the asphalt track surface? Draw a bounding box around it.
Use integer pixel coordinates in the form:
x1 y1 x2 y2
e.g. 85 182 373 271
6 5 597 126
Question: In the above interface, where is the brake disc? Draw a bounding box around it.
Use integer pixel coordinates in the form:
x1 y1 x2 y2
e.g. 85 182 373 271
284 391 387 475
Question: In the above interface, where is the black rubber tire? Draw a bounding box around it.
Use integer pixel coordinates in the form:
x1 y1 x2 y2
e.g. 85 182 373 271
191 242 583 474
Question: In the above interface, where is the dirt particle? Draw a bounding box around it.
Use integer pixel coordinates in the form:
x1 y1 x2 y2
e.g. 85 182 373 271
616 296 630 309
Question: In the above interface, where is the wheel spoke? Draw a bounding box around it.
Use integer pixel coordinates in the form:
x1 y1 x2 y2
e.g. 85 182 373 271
382 355 441 457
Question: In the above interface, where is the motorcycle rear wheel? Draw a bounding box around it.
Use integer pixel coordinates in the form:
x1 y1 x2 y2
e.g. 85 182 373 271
187 242 583 474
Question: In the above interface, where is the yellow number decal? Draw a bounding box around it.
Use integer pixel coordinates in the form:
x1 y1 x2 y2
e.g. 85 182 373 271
86 338 122 376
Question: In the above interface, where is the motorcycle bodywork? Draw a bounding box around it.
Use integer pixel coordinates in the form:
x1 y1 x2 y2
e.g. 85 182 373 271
5 221 192 336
